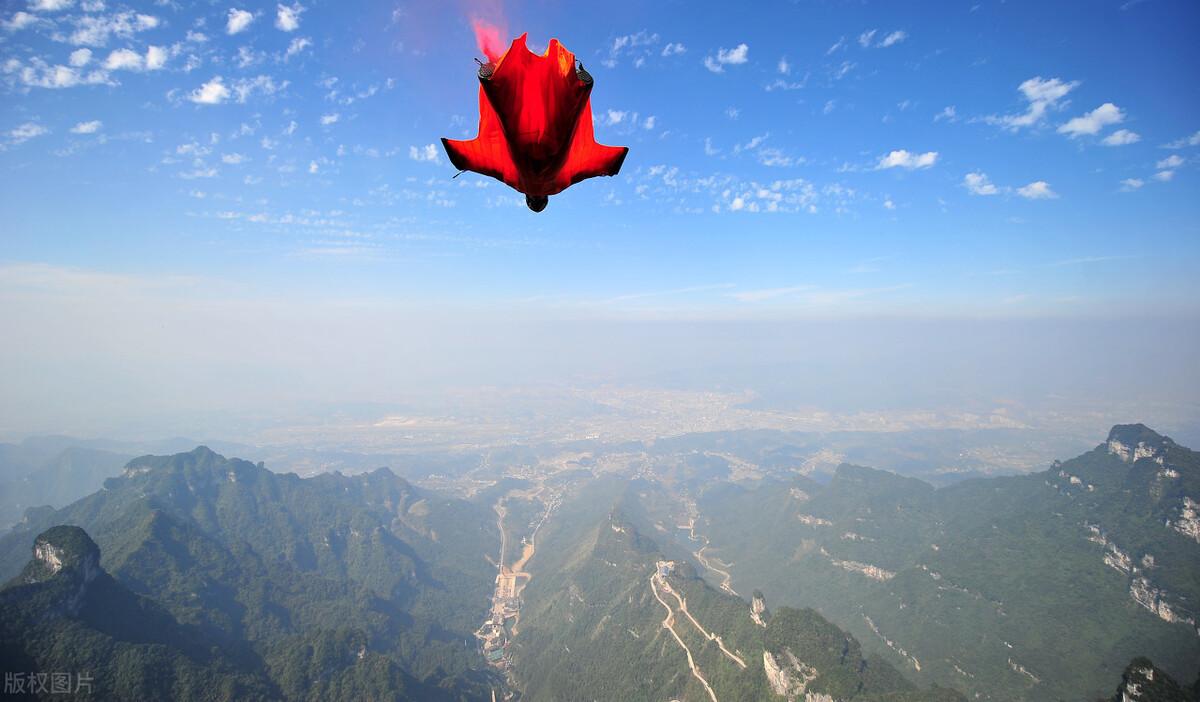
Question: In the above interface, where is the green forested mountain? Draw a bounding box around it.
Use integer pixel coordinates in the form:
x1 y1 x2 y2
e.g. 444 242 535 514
2 525 279 700
509 476 963 701
1101 657 1199 702
1 428 1194 701
694 425 1200 700
0 447 502 701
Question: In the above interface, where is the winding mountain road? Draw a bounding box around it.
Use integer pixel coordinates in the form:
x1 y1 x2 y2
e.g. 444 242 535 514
650 570 720 702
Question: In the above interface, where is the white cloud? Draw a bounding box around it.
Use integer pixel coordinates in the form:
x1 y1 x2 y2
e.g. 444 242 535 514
67 11 158 47
857 29 876 48
308 160 318 174
604 109 627 126
189 76 230 104
758 148 798 167
4 11 38 30
226 8 253 35
284 36 311 59
604 31 659 67
963 171 999 195
103 48 141 71
221 152 246 164
826 36 846 55
103 45 166 72
146 45 165 70
734 134 768 153
1101 128 1140 146
320 112 339 125
7 122 49 146
878 30 907 47
765 77 805 92
11 58 113 89
70 119 101 134
1153 169 1175 182
1017 181 1057 199
777 56 790 74
933 105 957 122
661 42 686 57
30 0 72 11
1057 102 1124 137
1163 130 1200 149
876 149 938 170
236 46 261 68
275 3 302 31
1156 154 1183 169
988 76 1078 131
69 48 92 66
409 143 439 163
703 43 748 73
1120 178 1144 191
643 115 656 130
232 75 287 102
883 198 895 210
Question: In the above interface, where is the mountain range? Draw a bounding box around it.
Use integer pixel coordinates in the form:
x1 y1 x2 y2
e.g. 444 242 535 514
1 425 1197 700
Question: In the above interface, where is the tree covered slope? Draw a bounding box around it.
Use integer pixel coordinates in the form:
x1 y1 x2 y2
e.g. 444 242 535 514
695 425 1200 701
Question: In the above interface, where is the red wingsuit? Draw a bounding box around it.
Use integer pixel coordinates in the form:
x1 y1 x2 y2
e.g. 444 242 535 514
441 34 629 199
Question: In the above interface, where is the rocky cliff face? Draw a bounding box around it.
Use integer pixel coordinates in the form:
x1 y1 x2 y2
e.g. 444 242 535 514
1106 424 1175 465
751 589 769 627
1108 656 1197 702
761 648 819 699
16 525 100 616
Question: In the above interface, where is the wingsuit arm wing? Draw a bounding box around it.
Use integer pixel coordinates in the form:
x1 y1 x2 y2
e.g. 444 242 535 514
441 86 519 186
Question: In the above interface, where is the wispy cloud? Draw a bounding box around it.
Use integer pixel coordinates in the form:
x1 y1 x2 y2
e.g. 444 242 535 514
70 119 102 134
985 76 1078 131
1047 255 1132 267
409 144 440 163
1162 130 1200 149
1016 181 1058 199
877 150 938 170
731 285 815 302
1101 128 1140 146
604 283 735 304
733 284 912 307
703 43 749 73
933 106 957 123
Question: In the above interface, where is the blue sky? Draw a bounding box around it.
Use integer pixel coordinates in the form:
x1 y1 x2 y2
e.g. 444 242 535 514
1 0 1199 319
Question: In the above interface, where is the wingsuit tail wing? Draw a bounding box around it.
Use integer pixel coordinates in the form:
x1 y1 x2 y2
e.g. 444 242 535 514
441 86 519 187
556 97 629 191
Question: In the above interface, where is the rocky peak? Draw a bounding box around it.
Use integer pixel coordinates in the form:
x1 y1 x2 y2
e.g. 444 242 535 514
751 589 770 627
24 525 100 584
16 526 102 616
1109 657 1193 701
1106 424 1174 464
